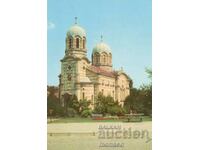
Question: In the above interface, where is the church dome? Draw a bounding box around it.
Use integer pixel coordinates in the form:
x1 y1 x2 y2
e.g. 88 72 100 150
92 42 112 54
67 24 86 38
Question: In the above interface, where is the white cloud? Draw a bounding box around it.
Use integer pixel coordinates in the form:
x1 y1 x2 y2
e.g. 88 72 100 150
48 21 55 30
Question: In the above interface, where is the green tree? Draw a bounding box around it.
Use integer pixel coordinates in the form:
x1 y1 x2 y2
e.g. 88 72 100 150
79 99 91 113
144 68 152 115
140 85 152 115
62 93 72 117
107 105 125 116
145 67 152 79
124 88 144 113
81 109 92 118
123 68 152 116
47 88 63 116
93 93 107 115
78 99 92 117
68 94 79 113
94 93 123 116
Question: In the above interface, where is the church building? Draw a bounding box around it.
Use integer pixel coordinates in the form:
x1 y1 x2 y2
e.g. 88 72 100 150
59 19 132 108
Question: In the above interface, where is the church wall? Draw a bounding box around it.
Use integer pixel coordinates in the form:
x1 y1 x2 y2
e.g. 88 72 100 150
97 75 116 100
85 69 99 98
75 59 95 105
74 59 89 82
85 69 98 83
79 84 94 100
60 59 77 95
60 59 79 106
79 83 95 109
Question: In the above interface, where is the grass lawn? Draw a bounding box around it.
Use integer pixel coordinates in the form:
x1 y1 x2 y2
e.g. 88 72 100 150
48 116 152 123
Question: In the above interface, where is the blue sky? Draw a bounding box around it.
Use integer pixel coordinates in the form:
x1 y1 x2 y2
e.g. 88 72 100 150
48 0 152 88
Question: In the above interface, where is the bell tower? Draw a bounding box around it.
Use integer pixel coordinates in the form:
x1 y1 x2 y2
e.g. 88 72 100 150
59 18 91 106
65 17 87 58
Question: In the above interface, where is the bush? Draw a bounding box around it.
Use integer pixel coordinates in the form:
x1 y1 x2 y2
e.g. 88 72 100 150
79 99 91 114
47 96 64 116
107 105 124 116
55 106 65 116
67 108 77 117
81 110 92 118
93 93 126 116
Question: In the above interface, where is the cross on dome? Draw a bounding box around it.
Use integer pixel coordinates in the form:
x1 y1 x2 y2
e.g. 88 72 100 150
75 17 78 24
67 17 86 38
101 35 103 42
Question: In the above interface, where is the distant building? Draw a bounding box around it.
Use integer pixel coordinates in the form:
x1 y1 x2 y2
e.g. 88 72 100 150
59 19 131 108
47 86 59 99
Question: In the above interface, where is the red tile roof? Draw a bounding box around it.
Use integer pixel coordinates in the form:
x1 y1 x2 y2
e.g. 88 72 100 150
88 65 116 78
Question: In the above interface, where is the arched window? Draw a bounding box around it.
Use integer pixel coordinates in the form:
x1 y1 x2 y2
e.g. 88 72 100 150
76 38 79 48
109 54 112 64
103 55 106 64
69 38 72 48
97 56 100 64
95 56 97 64
82 88 85 99
83 38 85 49
82 92 85 99
94 53 100 65
95 54 99 64
96 56 98 64
95 55 97 64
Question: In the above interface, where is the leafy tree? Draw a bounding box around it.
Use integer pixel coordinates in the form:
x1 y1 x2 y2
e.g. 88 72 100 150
124 88 144 113
69 95 79 113
47 89 63 116
145 67 152 79
94 93 123 116
67 108 77 117
140 85 152 115
123 68 152 116
144 68 152 115
62 93 72 116
47 86 58 96
62 93 92 117
93 93 107 115
81 109 92 118
107 105 125 116
79 99 91 114
129 79 133 89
